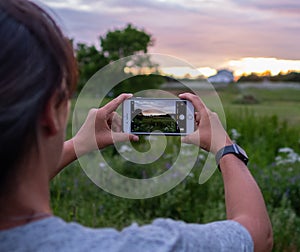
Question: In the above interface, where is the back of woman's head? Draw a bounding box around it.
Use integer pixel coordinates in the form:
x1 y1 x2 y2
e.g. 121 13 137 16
0 0 77 189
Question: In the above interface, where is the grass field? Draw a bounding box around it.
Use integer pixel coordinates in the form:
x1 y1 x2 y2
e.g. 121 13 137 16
52 83 300 251
218 84 300 125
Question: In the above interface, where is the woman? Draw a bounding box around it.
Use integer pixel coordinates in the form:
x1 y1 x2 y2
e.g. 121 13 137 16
0 1 272 251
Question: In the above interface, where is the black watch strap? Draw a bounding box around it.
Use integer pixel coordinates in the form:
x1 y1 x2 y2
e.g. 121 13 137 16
215 144 249 171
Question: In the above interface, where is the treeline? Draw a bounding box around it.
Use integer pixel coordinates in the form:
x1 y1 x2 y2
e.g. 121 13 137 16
237 72 300 83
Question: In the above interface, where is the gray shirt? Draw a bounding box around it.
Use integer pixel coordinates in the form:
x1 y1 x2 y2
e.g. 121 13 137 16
0 216 253 251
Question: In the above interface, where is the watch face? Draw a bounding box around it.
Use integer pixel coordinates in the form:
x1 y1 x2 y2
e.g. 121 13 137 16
236 144 248 159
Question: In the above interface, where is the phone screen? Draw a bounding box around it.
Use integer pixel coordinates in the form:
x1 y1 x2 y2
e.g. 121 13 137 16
129 99 191 134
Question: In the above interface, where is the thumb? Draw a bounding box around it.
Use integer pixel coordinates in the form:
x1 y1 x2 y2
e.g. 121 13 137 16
112 132 139 144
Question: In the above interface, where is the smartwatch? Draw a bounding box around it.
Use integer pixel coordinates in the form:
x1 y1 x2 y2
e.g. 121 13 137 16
215 144 248 170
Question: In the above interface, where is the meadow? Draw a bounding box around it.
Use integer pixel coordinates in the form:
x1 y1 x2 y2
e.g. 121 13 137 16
51 83 300 251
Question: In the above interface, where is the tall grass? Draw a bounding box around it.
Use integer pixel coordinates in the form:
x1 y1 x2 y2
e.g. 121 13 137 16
51 108 300 251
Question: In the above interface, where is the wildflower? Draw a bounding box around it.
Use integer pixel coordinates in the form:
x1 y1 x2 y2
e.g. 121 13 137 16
188 172 195 178
99 162 106 168
230 128 241 142
165 162 172 169
275 147 300 165
119 145 133 153
198 154 206 161
99 162 108 171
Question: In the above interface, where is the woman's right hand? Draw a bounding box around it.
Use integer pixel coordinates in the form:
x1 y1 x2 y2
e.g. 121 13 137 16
73 93 139 157
178 93 233 155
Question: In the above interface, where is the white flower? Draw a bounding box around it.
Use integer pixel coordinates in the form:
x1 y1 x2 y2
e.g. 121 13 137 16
119 145 133 153
99 162 107 171
230 128 241 141
278 147 294 153
188 173 195 178
275 147 300 165
198 154 206 161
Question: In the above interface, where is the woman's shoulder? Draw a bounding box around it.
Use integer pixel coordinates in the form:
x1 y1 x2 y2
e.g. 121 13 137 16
0 216 119 252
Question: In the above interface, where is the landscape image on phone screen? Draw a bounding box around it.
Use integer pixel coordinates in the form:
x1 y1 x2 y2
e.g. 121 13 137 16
130 100 187 134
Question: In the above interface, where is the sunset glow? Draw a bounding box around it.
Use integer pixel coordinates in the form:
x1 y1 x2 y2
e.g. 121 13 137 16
227 58 300 76
160 58 300 79
161 67 217 78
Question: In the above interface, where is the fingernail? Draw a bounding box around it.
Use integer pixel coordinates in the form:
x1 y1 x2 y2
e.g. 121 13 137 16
133 135 139 141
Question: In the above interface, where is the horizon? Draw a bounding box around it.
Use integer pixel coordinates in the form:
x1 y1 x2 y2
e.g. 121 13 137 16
34 0 300 78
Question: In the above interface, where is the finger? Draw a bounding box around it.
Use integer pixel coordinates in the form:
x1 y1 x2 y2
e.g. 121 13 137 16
178 93 207 114
181 135 191 144
103 93 133 114
111 112 122 132
112 132 139 143
182 135 196 145
181 131 200 146
107 111 118 124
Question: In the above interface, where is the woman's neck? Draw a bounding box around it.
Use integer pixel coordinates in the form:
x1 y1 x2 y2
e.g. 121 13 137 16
0 162 52 230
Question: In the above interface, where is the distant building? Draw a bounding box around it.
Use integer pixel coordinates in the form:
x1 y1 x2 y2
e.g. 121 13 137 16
208 70 234 84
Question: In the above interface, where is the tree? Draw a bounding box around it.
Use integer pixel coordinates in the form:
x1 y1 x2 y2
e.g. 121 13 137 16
75 24 163 96
76 43 108 92
237 73 262 83
237 71 300 83
100 24 154 62
270 72 300 82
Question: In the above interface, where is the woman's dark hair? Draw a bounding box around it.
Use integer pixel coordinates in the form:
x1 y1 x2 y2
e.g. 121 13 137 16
0 0 78 189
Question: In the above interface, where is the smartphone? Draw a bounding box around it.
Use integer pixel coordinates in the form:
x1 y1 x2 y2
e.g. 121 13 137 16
123 98 195 135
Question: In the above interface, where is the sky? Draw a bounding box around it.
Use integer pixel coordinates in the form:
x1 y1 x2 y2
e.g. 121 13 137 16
34 0 300 77
134 100 176 115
